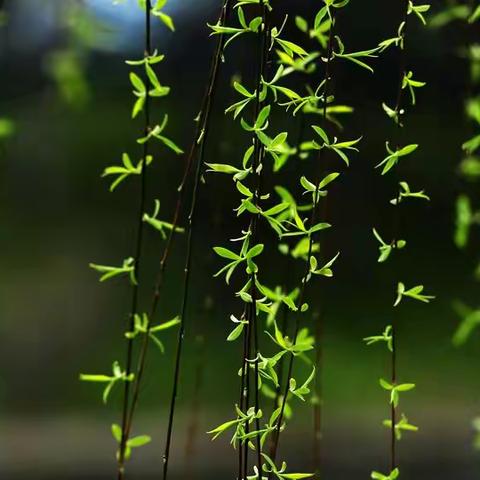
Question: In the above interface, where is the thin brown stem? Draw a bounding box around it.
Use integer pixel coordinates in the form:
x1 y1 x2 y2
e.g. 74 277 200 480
247 0 270 475
184 332 206 480
312 309 322 473
117 2 152 479
118 0 231 475
161 3 232 479
268 12 337 471
270 115 307 451
390 324 397 471
389 0 409 471
238 307 249 480
244 305 253 478
236 4 270 478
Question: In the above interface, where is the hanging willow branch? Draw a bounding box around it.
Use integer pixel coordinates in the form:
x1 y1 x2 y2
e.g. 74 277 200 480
243 0 270 474
81 1 183 479
429 0 480 453
206 2 376 480
117 2 152 477
92 3 233 480
207 2 322 480
366 2 434 479
161 2 232 479
268 6 339 469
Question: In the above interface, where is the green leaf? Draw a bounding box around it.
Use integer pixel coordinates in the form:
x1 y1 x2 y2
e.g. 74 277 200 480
127 435 152 448
227 323 245 341
234 82 253 98
396 383 415 392
455 194 472 248
255 105 271 129
312 125 329 144
149 317 181 332
129 72 145 93
154 10 175 31
214 247 241 260
281 475 314 479
276 38 308 57
247 244 264 258
206 163 242 175
379 378 392 390
300 176 316 192
319 172 340 189
111 423 122 442
295 16 308 33
395 282 435 306
470 5 480 23
398 144 418 156
207 419 241 440
270 132 288 149
0 118 15 139
79 374 112 382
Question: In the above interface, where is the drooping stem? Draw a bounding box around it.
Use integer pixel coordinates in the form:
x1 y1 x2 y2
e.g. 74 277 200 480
312 308 322 473
119 0 231 474
312 81 336 476
270 115 307 447
183 331 206 480
389 0 409 470
117 1 152 479
150 0 231 315
161 3 232 479
235 2 271 477
246 0 270 474
237 305 249 479
390 323 397 471
244 304 253 478
268 12 337 469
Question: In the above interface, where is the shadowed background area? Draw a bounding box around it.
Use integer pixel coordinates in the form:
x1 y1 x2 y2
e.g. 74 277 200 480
1 0 479 479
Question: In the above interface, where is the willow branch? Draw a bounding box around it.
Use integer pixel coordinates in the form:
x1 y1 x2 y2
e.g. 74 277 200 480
117 1 152 479
118 1 231 475
389 0 409 471
268 13 337 470
161 2 232 480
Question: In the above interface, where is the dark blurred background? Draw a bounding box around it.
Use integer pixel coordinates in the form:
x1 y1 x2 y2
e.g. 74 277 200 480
1 0 479 479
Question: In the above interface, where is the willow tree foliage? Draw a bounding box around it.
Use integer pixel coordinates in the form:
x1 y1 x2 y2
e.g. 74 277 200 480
80 1 182 479
430 0 480 449
206 0 385 478
364 2 434 479
69 0 480 478
80 0 237 479
0 2 14 144
448 5 480 328
44 0 94 109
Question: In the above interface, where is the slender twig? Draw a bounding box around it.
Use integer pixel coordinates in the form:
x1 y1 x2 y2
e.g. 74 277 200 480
271 115 306 434
235 4 270 478
268 13 337 470
150 0 231 316
117 2 152 479
389 0 409 471
238 306 249 480
119 0 231 474
246 0 270 475
184 332 206 480
312 308 322 473
161 3 232 479
243 304 254 478
272 303 290 410
312 90 335 476
389 323 397 471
